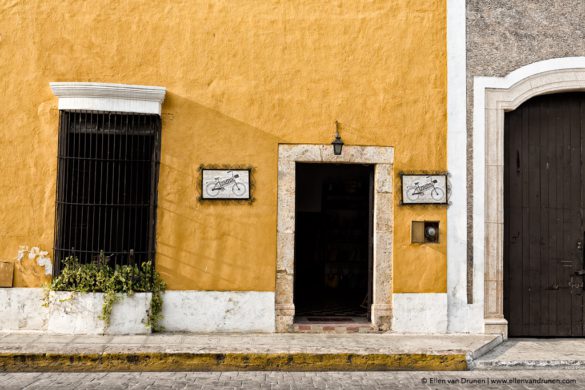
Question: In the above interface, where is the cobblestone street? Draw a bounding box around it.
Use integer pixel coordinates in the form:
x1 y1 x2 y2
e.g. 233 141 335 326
1 371 584 390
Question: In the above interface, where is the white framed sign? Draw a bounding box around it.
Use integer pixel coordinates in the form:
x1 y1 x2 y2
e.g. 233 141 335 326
401 174 448 205
201 169 251 200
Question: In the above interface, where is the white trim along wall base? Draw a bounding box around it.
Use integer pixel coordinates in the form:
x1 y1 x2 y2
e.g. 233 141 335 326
474 57 585 338
161 291 275 333
0 288 48 332
393 293 448 333
48 292 152 335
0 289 275 334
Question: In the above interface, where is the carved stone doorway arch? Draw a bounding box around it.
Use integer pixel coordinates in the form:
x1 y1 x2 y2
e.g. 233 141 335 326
475 58 585 338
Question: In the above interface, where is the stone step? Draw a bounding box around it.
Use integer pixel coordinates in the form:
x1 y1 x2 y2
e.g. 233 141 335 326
293 323 377 333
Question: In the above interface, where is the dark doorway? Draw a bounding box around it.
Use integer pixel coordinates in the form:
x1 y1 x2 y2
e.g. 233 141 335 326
294 163 373 321
504 92 585 337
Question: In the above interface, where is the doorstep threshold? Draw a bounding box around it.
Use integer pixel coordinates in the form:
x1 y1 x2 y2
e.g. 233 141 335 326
293 317 376 333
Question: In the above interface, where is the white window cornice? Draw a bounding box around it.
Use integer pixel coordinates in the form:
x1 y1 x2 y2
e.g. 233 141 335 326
50 82 166 115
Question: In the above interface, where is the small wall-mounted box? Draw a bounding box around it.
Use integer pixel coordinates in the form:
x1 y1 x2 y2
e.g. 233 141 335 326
0 261 14 287
411 221 440 244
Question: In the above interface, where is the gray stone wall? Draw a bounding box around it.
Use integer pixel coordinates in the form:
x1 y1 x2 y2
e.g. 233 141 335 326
466 1 585 297
468 1 585 78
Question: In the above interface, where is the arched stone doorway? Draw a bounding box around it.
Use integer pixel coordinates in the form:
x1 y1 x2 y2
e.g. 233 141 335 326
476 58 585 338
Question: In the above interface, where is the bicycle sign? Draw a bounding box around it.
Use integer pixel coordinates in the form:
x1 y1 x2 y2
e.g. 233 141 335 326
201 169 250 200
401 174 448 205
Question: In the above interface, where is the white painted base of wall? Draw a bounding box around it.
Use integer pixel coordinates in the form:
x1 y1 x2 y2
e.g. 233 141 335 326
0 289 151 334
161 291 275 333
0 289 484 334
393 293 448 334
0 288 48 331
448 301 484 334
47 292 151 335
0 289 274 334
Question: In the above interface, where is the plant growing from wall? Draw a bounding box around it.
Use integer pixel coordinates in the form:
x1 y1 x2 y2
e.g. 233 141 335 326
48 252 166 331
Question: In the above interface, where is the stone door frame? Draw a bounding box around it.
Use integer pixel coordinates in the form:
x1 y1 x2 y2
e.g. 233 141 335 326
275 144 394 332
474 58 585 338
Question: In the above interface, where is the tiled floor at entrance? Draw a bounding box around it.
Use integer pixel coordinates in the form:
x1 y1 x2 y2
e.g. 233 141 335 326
294 301 368 317
293 316 374 333
293 297 373 332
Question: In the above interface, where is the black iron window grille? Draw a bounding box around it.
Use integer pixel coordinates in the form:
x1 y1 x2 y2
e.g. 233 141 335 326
53 111 161 274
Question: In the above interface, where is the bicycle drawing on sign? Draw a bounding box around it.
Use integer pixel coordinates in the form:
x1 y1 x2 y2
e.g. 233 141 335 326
202 169 250 199
402 174 447 204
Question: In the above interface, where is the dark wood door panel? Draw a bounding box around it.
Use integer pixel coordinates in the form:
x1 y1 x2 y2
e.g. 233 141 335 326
504 93 585 337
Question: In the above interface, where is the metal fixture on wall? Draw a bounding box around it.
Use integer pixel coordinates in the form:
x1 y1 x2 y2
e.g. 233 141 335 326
331 121 344 155
424 222 439 243
411 221 440 244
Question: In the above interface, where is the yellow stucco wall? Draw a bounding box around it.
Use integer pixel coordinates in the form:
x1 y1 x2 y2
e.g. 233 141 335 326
0 1 446 293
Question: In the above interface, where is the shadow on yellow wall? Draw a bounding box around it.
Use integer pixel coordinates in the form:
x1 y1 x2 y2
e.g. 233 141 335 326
0 0 447 293
155 93 280 291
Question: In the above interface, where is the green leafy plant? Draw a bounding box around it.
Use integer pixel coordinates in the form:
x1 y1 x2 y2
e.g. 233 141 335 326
49 253 166 331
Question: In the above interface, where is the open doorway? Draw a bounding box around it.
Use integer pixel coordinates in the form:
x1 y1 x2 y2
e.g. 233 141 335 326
294 163 374 323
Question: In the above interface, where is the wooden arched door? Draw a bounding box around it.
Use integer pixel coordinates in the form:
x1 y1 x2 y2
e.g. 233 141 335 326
504 92 585 337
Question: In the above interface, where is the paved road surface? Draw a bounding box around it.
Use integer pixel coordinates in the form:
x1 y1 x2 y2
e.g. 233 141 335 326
1 370 584 389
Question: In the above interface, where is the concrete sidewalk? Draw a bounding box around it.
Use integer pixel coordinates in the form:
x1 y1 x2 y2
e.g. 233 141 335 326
473 339 585 370
0 333 502 372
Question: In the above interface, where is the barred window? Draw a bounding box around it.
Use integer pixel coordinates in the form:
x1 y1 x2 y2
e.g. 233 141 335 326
53 111 161 273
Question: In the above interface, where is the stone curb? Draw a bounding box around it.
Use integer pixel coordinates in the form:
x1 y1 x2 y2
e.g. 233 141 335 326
465 334 504 369
0 352 468 372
